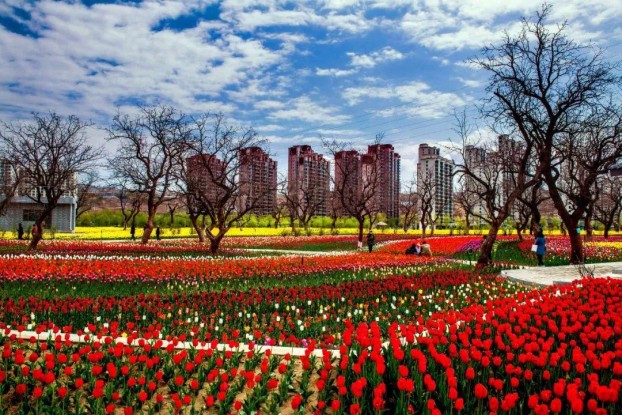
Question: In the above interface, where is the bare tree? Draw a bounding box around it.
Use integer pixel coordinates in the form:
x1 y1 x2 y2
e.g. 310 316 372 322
417 170 436 237
328 190 340 232
400 176 418 233
0 160 20 216
514 179 549 240
451 112 540 265
112 181 144 230
107 106 191 244
594 173 622 238
76 171 102 220
166 200 182 230
179 114 277 253
323 137 380 248
0 113 100 249
175 160 208 242
283 177 326 232
474 5 621 263
427 197 453 235
454 180 481 236
271 193 288 229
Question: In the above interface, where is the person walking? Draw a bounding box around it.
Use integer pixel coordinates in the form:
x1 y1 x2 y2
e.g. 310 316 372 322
156 226 161 241
17 223 24 240
535 231 546 266
366 230 376 253
130 223 136 241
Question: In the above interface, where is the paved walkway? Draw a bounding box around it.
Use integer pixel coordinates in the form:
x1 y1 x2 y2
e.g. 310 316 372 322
501 262 622 286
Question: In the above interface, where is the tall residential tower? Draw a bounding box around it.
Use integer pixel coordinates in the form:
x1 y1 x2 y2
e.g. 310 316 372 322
238 147 277 215
417 143 454 223
288 145 330 216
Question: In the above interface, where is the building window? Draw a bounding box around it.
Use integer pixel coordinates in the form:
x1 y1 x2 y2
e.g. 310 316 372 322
23 208 49 222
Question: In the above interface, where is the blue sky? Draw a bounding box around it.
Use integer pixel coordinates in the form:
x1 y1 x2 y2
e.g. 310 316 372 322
1 0 621 182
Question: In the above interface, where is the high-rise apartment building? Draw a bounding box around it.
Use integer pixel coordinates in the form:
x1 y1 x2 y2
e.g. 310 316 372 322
367 144 401 219
464 144 487 219
186 154 226 205
417 143 454 222
334 150 362 216
463 135 523 220
288 145 330 216
238 147 277 215
333 145 400 219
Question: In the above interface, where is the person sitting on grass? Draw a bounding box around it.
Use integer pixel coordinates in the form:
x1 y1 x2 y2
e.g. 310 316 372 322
420 240 432 257
406 242 422 255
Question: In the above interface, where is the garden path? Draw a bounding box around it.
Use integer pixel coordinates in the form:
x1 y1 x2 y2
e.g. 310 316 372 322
501 261 622 286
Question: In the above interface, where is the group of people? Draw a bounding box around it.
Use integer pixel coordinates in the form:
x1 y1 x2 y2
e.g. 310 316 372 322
365 227 546 266
16 222 43 240
364 230 433 257
405 240 432 256
130 224 161 241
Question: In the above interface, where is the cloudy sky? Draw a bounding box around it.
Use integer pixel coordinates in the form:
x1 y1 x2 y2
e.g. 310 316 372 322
1 0 621 182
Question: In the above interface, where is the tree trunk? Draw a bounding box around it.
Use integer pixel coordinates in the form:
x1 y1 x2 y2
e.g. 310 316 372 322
302 216 311 231
531 209 541 233
568 230 585 264
516 225 524 242
477 221 501 266
209 234 224 254
604 225 610 238
142 210 156 244
189 214 205 243
121 209 130 230
464 217 470 236
558 215 584 264
585 209 593 240
357 217 365 248
28 221 44 250
169 209 175 230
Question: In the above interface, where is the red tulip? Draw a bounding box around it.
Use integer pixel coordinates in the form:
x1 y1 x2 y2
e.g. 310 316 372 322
474 383 488 400
291 395 303 410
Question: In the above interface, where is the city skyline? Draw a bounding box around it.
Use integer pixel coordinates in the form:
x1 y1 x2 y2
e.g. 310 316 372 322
1 1 621 182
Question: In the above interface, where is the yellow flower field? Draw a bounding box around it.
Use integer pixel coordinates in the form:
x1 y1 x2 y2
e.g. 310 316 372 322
1 226 620 240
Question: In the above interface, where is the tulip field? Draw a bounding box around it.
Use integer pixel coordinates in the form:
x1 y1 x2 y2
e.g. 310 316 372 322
1 236 622 414
517 237 622 264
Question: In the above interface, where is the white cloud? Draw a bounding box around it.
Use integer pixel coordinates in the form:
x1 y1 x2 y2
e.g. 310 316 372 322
315 46 404 77
316 68 357 77
220 2 375 34
322 0 362 10
343 81 469 119
270 96 349 124
316 128 362 136
254 100 286 110
256 124 286 131
347 46 404 68
0 1 286 121
396 0 621 51
455 77 485 88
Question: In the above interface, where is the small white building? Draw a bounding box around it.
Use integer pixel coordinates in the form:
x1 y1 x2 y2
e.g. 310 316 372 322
0 160 77 232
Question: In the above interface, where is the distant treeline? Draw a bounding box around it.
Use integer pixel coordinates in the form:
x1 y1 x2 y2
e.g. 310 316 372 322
77 209 376 229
